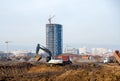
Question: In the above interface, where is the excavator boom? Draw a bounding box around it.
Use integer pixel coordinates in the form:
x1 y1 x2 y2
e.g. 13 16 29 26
35 44 52 62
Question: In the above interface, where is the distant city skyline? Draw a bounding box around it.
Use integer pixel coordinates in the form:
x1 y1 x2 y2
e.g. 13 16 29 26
0 0 120 51
0 44 119 52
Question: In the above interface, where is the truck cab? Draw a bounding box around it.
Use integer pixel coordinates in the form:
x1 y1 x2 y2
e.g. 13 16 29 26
103 57 110 63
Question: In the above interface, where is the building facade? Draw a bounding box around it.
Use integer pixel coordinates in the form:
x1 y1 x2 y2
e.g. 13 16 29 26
91 48 109 56
79 47 87 54
63 48 79 54
46 24 62 56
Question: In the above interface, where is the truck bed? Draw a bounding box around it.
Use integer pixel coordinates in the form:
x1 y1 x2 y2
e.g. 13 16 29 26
114 51 120 64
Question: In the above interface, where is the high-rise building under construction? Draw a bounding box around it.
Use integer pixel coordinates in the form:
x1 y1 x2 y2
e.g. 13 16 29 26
46 24 62 56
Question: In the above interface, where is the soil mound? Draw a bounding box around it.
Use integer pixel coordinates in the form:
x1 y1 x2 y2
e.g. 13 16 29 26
0 62 120 81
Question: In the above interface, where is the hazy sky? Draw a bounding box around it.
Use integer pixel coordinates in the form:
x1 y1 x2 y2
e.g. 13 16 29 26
0 0 120 50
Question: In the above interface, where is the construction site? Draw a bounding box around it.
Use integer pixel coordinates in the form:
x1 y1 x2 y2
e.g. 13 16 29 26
0 0 120 80
0 50 120 81
0 17 119 81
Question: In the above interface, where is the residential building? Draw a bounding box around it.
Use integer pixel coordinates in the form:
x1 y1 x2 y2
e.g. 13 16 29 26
46 24 62 56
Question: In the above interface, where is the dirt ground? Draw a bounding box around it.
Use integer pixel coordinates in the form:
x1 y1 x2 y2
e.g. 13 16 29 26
0 62 120 81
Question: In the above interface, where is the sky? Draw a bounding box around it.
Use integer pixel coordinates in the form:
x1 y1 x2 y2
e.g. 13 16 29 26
0 0 120 51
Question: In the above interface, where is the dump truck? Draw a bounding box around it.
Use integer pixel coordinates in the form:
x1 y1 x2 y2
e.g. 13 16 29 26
54 55 72 65
114 50 120 64
103 57 110 63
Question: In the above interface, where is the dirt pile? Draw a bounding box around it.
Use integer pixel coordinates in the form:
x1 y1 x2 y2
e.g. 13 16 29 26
0 62 120 81
0 62 33 81
0 62 33 75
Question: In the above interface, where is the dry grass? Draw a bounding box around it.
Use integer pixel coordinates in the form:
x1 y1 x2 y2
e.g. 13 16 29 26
0 62 120 81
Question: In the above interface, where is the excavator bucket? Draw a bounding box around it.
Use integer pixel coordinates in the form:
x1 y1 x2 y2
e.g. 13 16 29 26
34 55 42 61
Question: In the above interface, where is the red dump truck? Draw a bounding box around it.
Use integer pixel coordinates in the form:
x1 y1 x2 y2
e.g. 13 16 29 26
114 50 120 64
54 55 72 65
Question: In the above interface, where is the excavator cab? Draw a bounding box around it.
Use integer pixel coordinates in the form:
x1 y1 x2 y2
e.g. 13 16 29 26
46 56 51 62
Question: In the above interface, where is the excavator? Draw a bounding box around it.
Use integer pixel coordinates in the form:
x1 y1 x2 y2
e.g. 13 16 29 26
34 44 63 65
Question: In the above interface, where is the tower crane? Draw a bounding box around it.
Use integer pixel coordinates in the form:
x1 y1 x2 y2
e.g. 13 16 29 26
48 15 55 24
5 41 11 58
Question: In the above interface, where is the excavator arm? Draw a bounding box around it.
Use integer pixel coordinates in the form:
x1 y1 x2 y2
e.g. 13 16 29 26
35 44 52 62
